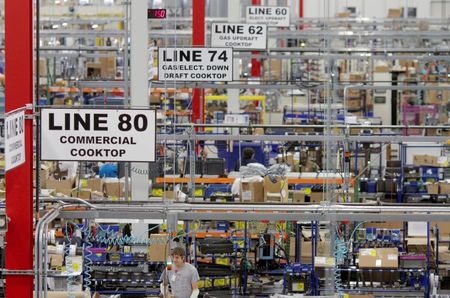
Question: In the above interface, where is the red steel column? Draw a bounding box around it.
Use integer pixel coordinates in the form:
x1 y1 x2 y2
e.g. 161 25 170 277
300 0 304 18
192 0 205 125
5 0 34 297
251 0 261 78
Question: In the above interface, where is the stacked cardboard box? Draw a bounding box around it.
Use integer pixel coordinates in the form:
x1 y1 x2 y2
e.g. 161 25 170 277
71 189 92 200
290 190 323 203
147 234 170 262
103 181 126 198
99 52 117 79
45 178 76 196
388 8 402 18
407 237 435 267
358 248 398 268
363 221 403 229
87 178 103 192
241 181 264 203
263 59 282 81
263 176 288 203
289 238 331 264
413 155 439 167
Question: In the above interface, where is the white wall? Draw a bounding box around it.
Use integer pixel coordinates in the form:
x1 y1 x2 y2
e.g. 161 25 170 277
431 0 450 18
302 0 438 18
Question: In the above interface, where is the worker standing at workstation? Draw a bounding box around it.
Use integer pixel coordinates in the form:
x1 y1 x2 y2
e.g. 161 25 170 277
235 147 258 171
160 247 200 298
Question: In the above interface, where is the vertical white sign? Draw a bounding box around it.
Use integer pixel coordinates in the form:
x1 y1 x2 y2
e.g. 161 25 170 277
4 110 25 171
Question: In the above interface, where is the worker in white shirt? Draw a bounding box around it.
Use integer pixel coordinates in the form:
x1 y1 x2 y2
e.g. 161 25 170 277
160 247 200 298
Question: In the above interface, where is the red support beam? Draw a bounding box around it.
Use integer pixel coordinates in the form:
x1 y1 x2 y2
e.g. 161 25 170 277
251 0 261 78
299 0 304 18
5 0 34 297
192 0 205 125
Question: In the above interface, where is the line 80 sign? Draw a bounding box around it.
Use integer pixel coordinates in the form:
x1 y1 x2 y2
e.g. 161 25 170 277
40 108 156 162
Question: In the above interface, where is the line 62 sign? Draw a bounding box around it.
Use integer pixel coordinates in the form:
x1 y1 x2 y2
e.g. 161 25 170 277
211 23 267 50
40 108 156 162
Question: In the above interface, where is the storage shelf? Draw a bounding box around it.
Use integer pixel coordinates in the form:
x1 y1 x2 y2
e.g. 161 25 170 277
96 290 160 295
199 275 235 280
92 278 159 284
92 261 164 266
198 254 237 258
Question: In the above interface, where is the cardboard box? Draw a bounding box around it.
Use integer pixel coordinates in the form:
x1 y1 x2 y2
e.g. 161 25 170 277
349 73 365 82
104 181 125 198
406 238 434 264
438 246 450 262
364 221 403 230
253 128 265 135
413 155 439 167
432 222 450 236
263 176 288 203
358 248 398 268
50 254 63 267
150 93 160 104
375 66 390 72
276 154 294 166
314 256 335 268
86 62 102 79
347 99 362 109
71 189 92 200
241 181 264 203
347 89 361 97
337 12 350 18
441 183 450 194
290 190 324 203
427 183 439 195
99 53 117 79
39 58 47 77
295 240 331 264
291 190 305 203
147 234 170 262
87 178 103 192
310 192 324 203
388 8 402 18
46 178 75 196
163 190 178 200
33 169 49 188
91 191 105 200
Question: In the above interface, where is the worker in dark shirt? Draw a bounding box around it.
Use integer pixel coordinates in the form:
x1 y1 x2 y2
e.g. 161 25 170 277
235 147 258 171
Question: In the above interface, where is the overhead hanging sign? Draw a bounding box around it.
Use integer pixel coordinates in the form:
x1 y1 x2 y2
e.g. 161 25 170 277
158 47 233 81
211 23 267 50
4 110 25 171
40 108 156 162
246 6 290 27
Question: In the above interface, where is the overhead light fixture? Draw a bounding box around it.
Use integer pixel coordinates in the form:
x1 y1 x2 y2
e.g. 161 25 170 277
91 24 98 29
52 24 59 29
62 22 68 27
